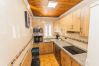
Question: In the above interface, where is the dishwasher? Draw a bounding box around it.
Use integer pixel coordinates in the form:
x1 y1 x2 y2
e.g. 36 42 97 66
54 44 61 66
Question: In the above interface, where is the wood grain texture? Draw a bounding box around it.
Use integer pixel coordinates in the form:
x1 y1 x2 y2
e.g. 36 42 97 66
21 50 32 66
39 42 54 54
71 59 81 66
80 6 90 37
28 0 82 17
40 54 60 66
61 50 81 66
33 42 54 55
72 9 81 32
54 5 89 38
61 50 71 66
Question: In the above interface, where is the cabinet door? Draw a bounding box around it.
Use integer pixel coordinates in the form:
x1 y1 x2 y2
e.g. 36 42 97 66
21 50 32 66
39 42 53 54
45 42 53 53
71 59 81 66
39 43 45 54
66 13 73 31
80 6 90 37
54 44 61 65
61 50 65 66
64 52 71 66
61 50 71 66
72 9 81 32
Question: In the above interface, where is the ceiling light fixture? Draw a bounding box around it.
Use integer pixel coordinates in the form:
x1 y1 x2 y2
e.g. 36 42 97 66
48 1 57 8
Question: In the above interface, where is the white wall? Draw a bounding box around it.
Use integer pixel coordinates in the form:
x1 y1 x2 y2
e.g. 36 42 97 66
86 1 99 66
13 41 32 66
0 0 32 66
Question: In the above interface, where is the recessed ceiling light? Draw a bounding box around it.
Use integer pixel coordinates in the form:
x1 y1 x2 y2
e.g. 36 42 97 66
48 1 57 8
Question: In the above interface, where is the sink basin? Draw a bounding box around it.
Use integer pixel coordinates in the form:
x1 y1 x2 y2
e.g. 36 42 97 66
63 46 86 55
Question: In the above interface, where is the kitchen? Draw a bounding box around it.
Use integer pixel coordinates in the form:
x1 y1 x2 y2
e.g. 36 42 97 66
0 0 99 66
30 0 89 66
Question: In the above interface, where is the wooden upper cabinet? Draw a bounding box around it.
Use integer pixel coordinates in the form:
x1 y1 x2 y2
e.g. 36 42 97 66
53 21 60 33
80 6 90 37
72 9 81 32
66 13 73 31
55 6 89 37
66 9 81 32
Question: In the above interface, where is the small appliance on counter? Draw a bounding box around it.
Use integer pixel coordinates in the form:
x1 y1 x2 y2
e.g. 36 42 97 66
54 32 60 39
56 34 60 39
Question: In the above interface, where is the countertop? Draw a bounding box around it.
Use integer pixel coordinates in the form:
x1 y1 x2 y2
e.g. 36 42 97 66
43 39 87 66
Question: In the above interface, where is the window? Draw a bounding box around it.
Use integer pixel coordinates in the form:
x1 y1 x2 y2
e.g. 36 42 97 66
44 22 52 38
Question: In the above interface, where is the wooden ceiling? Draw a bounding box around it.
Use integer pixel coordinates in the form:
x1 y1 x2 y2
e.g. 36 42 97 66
28 0 82 17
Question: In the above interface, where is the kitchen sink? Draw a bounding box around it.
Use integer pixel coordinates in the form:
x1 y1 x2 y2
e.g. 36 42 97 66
63 46 86 55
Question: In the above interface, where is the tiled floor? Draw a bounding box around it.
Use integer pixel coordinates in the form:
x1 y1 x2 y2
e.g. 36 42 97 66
40 54 60 66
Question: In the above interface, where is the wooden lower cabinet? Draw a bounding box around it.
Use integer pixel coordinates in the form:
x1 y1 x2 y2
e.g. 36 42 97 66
61 50 71 66
38 42 53 54
54 43 61 65
61 50 81 66
33 42 53 55
21 50 32 66
71 59 80 66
